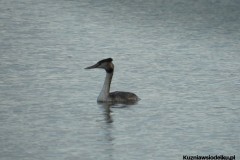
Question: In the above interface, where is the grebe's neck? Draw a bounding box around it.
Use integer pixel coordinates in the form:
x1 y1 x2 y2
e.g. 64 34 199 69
97 71 113 102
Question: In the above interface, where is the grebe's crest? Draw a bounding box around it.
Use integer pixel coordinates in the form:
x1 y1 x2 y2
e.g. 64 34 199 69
98 58 113 64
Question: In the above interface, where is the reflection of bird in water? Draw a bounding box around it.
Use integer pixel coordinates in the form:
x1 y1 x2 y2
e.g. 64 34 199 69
100 103 113 123
85 58 140 104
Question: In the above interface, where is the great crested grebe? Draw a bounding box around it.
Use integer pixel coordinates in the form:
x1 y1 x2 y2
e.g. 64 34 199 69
85 58 140 103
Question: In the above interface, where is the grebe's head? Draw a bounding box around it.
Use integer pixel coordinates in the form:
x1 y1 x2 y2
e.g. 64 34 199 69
85 58 114 73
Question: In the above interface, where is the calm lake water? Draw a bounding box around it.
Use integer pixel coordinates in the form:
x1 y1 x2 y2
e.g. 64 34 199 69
0 0 239 160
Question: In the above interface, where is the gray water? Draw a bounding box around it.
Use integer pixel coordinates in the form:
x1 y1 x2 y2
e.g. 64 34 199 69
0 0 240 160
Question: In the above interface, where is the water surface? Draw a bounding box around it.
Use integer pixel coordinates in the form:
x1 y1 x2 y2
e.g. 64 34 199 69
0 0 239 160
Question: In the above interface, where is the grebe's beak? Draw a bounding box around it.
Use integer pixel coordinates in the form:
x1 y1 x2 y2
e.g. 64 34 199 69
85 62 100 69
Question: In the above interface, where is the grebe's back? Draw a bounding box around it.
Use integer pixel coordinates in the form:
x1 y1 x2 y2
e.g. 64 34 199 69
109 91 140 103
